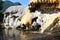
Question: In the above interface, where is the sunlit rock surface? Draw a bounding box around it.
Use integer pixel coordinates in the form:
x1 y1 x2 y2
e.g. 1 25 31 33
40 12 60 33
27 0 60 34
1 0 60 40
3 5 28 29
3 5 60 33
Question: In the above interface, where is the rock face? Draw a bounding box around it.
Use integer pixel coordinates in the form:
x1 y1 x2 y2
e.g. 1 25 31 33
3 1 60 33
29 0 60 13
40 12 60 33
3 5 60 31
32 11 60 31
3 5 28 29
28 0 60 33
29 0 59 3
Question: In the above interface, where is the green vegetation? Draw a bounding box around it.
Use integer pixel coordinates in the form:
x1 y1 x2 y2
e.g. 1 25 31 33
0 0 3 13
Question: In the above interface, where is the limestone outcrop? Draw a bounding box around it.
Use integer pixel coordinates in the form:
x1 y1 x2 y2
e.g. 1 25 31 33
3 0 60 34
3 5 28 29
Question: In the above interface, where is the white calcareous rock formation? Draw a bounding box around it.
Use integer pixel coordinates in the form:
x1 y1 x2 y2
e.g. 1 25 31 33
3 0 60 33
3 5 28 29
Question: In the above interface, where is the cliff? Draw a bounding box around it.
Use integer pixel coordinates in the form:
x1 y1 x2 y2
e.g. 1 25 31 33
3 0 60 34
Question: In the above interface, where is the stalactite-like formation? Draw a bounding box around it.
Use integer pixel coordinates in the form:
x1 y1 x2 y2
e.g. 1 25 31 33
29 0 60 13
